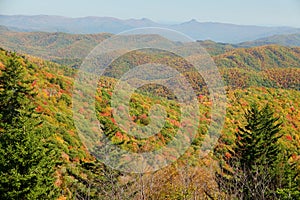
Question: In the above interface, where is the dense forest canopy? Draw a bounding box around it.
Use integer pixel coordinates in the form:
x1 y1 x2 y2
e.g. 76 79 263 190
0 28 299 199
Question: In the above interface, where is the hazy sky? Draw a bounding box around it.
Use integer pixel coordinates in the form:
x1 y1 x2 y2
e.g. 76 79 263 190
1 0 300 27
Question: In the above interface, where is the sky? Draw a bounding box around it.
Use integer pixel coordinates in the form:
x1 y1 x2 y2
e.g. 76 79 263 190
1 0 300 27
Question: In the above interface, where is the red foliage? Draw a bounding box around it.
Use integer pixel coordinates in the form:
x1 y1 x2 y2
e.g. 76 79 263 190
131 115 137 121
237 135 242 141
32 80 37 87
115 131 123 140
0 62 5 70
139 114 147 120
78 107 85 114
225 152 231 159
44 72 54 79
291 153 298 160
101 112 111 117
169 118 180 127
290 106 295 112
285 135 293 141
35 105 43 113
198 94 204 99
111 117 116 124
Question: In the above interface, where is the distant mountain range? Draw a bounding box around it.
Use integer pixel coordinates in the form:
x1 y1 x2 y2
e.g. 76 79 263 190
1 24 300 68
1 15 300 43
238 33 300 47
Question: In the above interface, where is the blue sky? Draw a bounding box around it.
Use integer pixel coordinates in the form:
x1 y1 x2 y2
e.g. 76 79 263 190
1 0 300 27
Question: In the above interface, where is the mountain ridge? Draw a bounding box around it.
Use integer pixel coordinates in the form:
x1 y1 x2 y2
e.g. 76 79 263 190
1 15 300 43
1 26 300 70
239 33 300 47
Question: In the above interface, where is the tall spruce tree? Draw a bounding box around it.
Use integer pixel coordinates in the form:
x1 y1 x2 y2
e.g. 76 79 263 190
216 103 284 199
0 55 58 199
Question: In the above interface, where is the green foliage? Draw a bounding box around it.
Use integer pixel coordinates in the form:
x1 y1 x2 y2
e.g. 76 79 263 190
215 103 299 199
275 152 300 200
0 55 59 199
235 104 282 169
0 56 36 124
0 41 300 199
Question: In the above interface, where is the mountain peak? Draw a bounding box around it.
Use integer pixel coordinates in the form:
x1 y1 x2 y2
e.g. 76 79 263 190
181 19 199 25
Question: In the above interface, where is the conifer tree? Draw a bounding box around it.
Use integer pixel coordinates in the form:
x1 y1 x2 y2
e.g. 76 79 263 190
216 103 284 199
0 55 59 199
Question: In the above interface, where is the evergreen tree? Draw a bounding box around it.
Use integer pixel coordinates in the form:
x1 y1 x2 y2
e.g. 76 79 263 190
216 103 284 199
0 55 59 199
275 150 300 200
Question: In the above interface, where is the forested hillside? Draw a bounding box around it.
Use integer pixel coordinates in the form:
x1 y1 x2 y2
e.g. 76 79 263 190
0 44 299 199
239 33 300 47
0 28 111 67
1 27 300 68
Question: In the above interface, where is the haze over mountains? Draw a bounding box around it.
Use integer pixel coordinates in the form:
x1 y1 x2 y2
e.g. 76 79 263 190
238 33 300 47
1 15 300 43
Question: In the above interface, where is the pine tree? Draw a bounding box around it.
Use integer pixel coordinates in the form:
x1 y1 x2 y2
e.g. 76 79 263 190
0 55 59 199
236 104 282 168
216 103 284 199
